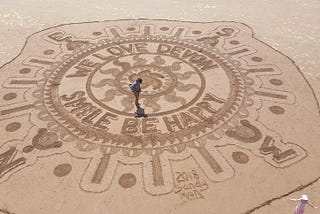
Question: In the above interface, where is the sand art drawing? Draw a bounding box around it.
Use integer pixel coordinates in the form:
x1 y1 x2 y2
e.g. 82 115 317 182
0 19 319 213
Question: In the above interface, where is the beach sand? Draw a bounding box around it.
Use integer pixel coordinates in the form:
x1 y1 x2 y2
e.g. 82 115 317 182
0 1 320 213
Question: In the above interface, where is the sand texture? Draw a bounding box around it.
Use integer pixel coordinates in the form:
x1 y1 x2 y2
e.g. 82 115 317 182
1 1 320 214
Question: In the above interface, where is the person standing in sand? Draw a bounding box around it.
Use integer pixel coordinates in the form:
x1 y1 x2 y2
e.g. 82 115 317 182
287 194 317 214
129 78 143 107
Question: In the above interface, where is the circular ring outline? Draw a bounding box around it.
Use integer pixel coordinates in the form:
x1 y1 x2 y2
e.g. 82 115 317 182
41 36 245 149
86 52 206 117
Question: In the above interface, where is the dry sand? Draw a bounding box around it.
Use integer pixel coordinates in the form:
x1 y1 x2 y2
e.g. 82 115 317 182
0 1 320 214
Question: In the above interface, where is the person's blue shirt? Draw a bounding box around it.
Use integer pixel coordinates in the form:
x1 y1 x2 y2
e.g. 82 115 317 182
130 81 141 92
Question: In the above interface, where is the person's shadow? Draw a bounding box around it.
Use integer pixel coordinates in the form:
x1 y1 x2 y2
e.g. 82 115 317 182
135 106 148 118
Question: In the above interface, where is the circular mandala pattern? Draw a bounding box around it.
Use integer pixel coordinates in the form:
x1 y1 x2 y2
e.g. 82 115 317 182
87 53 206 116
39 36 246 150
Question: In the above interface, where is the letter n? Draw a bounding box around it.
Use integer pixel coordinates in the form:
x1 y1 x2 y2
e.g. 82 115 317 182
0 147 26 179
